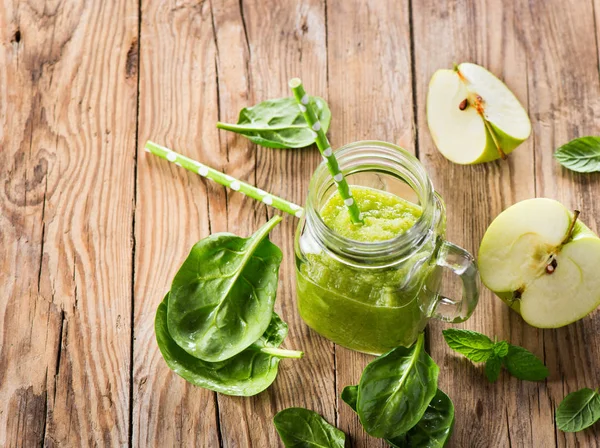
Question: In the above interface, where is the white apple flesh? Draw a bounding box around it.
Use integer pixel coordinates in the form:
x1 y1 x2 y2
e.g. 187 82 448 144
479 198 600 328
427 63 531 164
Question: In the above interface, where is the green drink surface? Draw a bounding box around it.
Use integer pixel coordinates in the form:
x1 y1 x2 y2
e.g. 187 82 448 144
320 186 422 242
296 186 438 354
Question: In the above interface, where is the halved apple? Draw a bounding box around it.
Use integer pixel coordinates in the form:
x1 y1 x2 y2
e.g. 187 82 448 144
427 62 531 164
479 198 600 328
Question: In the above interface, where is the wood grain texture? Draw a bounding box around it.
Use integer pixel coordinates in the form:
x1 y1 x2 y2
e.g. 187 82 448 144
3 0 600 446
0 0 138 446
212 0 335 446
132 0 220 446
411 0 543 447
326 1 416 446
519 0 600 446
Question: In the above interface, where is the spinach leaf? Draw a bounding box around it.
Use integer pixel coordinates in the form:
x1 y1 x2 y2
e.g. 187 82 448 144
387 390 455 448
556 388 600 432
216 96 331 149
357 333 440 439
273 407 345 448
441 329 494 362
342 386 455 448
341 385 359 410
485 356 502 383
156 294 303 396
168 216 283 362
503 345 549 381
554 136 600 173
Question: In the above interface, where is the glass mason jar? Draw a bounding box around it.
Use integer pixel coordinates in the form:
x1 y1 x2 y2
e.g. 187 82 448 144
294 141 480 355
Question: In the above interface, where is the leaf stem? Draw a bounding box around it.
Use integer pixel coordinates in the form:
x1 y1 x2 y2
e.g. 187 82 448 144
260 347 304 359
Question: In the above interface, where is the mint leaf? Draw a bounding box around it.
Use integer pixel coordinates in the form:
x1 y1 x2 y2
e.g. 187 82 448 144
493 341 509 358
503 345 548 381
442 329 494 362
554 136 600 173
485 356 502 383
556 388 600 432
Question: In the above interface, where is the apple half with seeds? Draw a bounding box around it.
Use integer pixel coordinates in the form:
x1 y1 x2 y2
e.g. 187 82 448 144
427 62 531 164
479 198 600 328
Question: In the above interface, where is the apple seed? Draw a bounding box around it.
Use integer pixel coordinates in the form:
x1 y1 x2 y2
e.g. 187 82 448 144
545 258 558 274
459 99 468 110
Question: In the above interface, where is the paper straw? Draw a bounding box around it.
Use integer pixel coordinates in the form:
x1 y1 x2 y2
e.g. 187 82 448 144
145 141 304 219
288 78 364 225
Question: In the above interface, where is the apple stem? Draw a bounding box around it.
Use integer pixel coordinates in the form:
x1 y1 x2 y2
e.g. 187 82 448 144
561 210 581 246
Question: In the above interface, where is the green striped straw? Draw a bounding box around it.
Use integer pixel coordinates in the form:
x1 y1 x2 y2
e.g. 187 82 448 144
288 78 363 225
145 141 304 218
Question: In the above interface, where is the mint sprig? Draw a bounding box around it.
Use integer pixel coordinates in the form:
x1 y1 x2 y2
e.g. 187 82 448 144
442 329 548 383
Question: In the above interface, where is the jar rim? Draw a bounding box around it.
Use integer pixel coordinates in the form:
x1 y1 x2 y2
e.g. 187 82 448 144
305 140 436 264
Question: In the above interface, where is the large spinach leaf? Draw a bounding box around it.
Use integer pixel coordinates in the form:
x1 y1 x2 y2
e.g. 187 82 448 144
273 407 346 448
168 216 282 362
156 294 302 396
342 386 454 448
357 333 439 439
216 96 331 149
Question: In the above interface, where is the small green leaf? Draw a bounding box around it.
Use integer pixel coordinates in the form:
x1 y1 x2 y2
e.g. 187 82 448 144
442 329 494 362
341 385 358 411
273 408 346 448
556 388 600 432
554 136 600 173
216 96 331 149
485 356 502 383
503 345 549 381
493 341 509 358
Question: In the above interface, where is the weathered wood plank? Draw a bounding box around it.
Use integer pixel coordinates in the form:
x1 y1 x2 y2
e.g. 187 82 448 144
518 0 600 446
211 0 335 446
132 0 220 446
411 1 546 447
0 0 138 446
327 1 416 446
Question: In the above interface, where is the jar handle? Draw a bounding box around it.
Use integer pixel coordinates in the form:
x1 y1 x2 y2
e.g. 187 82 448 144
432 240 480 322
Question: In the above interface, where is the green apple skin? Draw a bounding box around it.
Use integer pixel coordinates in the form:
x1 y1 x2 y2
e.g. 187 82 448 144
479 198 600 328
426 63 531 165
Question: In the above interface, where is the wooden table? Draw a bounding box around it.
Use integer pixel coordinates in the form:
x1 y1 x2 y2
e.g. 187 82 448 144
2 0 600 446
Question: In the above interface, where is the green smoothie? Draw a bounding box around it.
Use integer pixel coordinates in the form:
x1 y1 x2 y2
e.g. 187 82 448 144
296 186 438 354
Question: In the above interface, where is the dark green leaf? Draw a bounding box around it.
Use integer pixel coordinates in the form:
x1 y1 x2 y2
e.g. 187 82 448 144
503 345 548 381
216 96 331 149
485 356 502 383
341 385 358 411
387 390 455 448
493 341 509 358
556 388 600 432
167 216 282 362
442 329 494 362
554 136 600 173
343 386 454 448
156 294 301 396
357 333 440 439
273 407 346 448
